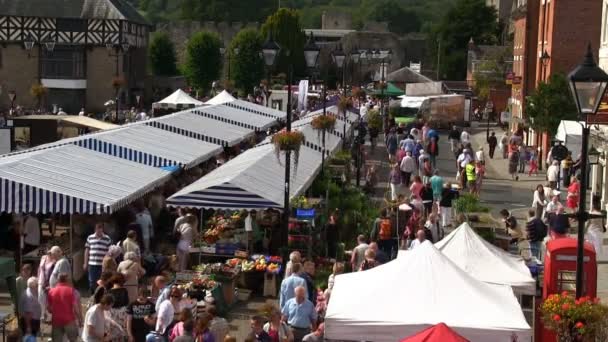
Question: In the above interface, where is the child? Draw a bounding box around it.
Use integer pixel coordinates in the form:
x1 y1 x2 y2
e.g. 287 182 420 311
15 264 32 317
528 148 539 176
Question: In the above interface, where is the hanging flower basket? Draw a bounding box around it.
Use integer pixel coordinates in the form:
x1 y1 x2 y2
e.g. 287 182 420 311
337 96 353 114
311 114 337 131
540 291 608 341
271 130 305 170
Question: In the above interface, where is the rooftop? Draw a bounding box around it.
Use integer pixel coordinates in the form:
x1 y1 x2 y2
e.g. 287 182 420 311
0 0 149 25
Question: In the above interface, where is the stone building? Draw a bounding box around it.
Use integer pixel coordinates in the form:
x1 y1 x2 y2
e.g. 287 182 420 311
0 0 150 113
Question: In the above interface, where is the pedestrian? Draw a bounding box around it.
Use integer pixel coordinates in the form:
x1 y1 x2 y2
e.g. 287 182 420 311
409 230 426 250
500 132 509 159
49 246 71 288
279 263 307 310
193 314 215 342
501 209 521 244
547 160 560 189
375 212 395 258
82 294 114 342
545 194 563 222
460 129 470 145
248 315 271 342
456 149 471 189
207 306 229 342
15 264 32 318
566 176 580 211
122 230 141 257
413 140 424 164
475 160 485 193
410 127 420 142
358 249 378 271
298 261 316 305
126 287 156 342
135 203 154 254
385 128 398 162
425 213 441 242
90 271 113 306
528 148 539 175
518 145 527 173
400 151 416 187
448 126 461 156
400 134 415 152
430 170 444 203
427 136 439 169
525 209 547 259
154 275 171 311
326 209 339 259
284 251 301 278
368 242 388 265
439 183 458 229
22 213 40 254
389 163 402 201
102 245 122 273
549 207 570 239
487 131 497 158
176 214 196 271
107 273 130 341
19 276 41 338
476 147 485 164
562 153 574 187
84 222 112 294
37 248 57 321
173 319 195 342
465 160 477 195
47 273 82 342
508 150 519 181
532 184 548 219
155 287 183 340
170 309 193 341
421 182 434 215
281 286 317 342
263 308 293 342
117 251 146 303
409 176 424 200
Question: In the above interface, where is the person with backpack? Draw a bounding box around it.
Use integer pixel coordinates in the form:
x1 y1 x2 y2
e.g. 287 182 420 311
525 209 547 259
376 212 395 259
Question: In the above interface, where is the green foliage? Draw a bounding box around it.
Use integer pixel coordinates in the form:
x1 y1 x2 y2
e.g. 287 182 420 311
430 0 498 79
183 31 222 93
525 73 577 136
368 0 421 34
453 193 490 214
261 8 307 78
366 109 382 130
148 31 178 76
473 47 512 102
180 0 276 23
230 28 265 94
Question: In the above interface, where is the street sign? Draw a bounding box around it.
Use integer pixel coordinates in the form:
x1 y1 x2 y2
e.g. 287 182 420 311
551 144 569 161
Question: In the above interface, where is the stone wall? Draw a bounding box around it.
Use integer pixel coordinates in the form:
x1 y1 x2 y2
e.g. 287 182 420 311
0 45 39 110
321 11 353 30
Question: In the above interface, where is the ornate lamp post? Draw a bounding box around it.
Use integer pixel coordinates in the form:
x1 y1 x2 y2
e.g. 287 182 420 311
106 40 131 122
567 44 608 299
220 44 239 81
261 34 281 106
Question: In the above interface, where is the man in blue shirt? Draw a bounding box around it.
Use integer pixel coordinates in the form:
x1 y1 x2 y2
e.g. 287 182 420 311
282 286 317 342
279 263 307 309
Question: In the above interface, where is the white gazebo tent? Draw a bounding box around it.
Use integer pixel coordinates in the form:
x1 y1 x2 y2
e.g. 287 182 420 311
434 223 536 295
325 241 531 342
152 89 204 110
205 90 237 105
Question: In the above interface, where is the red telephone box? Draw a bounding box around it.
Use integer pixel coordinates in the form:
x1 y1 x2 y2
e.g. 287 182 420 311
535 238 597 341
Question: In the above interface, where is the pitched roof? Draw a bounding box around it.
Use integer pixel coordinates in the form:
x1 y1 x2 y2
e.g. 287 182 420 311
0 0 148 25
387 67 433 84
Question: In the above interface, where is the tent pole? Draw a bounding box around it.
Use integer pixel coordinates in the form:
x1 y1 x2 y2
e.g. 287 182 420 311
69 214 73 281
19 215 24 270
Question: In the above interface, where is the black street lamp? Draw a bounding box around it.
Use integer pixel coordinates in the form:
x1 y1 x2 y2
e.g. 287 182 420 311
568 43 608 299
220 44 239 81
261 34 281 106
106 39 131 122
8 91 16 115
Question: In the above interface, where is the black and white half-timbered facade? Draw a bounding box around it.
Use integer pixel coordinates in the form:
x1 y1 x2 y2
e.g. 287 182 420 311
0 0 150 113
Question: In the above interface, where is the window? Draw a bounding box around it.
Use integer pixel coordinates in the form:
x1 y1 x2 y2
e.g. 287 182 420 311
41 46 86 79
557 270 587 296
56 18 86 32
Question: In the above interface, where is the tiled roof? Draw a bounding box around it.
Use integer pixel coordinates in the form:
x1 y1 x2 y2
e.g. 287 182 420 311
0 0 148 25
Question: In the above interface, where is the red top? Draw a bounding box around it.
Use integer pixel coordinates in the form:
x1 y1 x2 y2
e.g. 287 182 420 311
47 283 78 326
401 323 470 342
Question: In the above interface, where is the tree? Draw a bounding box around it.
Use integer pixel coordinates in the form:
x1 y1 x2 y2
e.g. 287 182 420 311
230 28 265 94
180 0 276 23
369 0 421 34
472 47 512 103
183 31 222 93
431 0 498 79
148 32 178 76
525 74 577 136
261 8 307 78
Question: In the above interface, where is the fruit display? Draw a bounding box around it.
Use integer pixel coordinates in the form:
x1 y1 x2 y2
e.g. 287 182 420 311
240 255 282 274
201 212 245 245
266 263 281 274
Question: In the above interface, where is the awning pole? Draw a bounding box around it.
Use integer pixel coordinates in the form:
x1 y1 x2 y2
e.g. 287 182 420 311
19 215 24 270
69 214 73 280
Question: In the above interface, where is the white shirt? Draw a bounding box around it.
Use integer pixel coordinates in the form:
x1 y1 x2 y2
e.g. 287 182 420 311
547 165 559 182
156 300 177 334
82 305 105 342
136 211 153 240
409 239 425 250
532 190 547 208
400 156 416 173
245 214 253 232
545 201 562 215
460 131 470 143
457 153 471 168
23 216 40 246
475 150 485 162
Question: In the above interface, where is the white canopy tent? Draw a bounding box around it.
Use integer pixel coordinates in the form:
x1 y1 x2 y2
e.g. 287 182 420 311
146 111 254 147
434 223 536 295
166 143 323 210
205 90 236 105
152 89 204 109
556 120 584 159
325 241 531 342
224 99 287 121
305 105 360 124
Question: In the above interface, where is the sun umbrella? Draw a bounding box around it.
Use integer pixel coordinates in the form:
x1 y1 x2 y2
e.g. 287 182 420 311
400 323 470 342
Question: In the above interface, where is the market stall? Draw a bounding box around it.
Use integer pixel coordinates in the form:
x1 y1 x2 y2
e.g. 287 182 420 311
152 89 204 116
325 241 531 342
434 223 536 295
191 104 280 132
205 90 236 105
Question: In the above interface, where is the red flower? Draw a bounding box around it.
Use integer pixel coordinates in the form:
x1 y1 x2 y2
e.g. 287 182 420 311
575 322 584 329
562 304 570 310
593 298 601 304
553 314 561 322
561 291 570 297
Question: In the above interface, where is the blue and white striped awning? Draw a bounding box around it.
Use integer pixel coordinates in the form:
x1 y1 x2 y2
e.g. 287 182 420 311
167 143 322 210
0 144 171 214
258 118 343 156
223 99 287 120
293 114 349 138
192 104 280 131
146 111 254 147
74 125 223 169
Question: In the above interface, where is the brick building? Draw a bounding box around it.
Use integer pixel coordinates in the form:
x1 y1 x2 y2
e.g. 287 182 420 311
0 0 150 114
510 0 539 130
534 0 602 163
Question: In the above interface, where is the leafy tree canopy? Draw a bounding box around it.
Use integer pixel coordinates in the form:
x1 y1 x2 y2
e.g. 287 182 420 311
148 31 178 76
183 31 222 93
368 0 421 34
525 73 578 136
472 47 512 102
230 28 265 94
261 8 307 78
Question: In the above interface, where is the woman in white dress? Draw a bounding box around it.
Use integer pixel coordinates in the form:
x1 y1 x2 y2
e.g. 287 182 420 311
175 214 197 271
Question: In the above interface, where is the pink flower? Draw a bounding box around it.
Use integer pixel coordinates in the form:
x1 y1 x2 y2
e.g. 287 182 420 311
553 314 561 322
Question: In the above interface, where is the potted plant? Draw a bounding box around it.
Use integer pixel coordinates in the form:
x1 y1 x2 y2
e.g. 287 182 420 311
271 129 305 170
337 96 353 115
540 291 608 341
